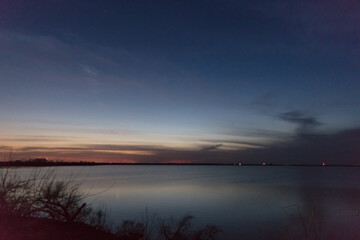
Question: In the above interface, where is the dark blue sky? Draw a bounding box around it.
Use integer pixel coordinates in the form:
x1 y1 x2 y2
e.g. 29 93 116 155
1 0 359 163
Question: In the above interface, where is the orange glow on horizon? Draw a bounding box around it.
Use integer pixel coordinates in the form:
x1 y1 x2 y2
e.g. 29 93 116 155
162 160 192 164
118 159 137 164
90 150 155 155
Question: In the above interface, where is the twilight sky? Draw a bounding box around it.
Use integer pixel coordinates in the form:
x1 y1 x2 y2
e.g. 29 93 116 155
1 0 359 164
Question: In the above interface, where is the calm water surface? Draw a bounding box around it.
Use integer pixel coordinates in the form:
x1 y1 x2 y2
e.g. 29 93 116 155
17 166 360 239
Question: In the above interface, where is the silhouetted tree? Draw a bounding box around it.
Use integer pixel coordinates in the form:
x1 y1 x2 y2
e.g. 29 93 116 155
37 177 91 223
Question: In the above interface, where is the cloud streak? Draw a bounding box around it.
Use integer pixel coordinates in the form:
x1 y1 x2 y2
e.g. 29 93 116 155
278 111 321 133
201 144 223 151
2 127 360 165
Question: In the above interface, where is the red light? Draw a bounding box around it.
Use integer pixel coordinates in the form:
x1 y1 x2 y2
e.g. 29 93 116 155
322 162 325 166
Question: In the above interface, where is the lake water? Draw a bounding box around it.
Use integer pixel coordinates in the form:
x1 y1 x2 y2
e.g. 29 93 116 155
15 165 360 239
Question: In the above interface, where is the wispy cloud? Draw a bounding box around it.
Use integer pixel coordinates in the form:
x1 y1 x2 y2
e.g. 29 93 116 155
278 111 321 133
201 144 223 151
200 139 266 149
0 29 147 91
81 64 99 76
1 137 69 142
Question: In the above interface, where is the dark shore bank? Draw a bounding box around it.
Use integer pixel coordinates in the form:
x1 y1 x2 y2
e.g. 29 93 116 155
0 216 118 240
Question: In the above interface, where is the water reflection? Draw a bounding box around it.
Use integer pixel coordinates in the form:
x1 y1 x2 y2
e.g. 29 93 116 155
12 166 360 239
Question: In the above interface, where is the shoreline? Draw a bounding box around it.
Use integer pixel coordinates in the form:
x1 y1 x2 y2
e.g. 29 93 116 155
1 161 359 168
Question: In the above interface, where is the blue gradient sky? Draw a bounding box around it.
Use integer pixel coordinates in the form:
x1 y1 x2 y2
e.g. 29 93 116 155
1 0 359 163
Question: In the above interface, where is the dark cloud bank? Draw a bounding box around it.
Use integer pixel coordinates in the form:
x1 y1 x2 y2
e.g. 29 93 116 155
238 127 360 165
239 111 360 165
